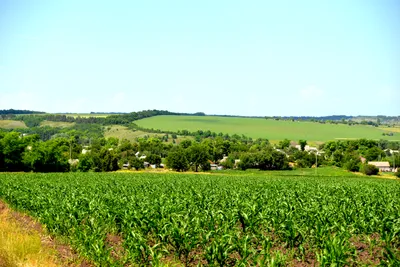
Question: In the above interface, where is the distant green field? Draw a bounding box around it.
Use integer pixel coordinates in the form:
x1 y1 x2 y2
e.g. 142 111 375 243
0 120 27 129
135 115 400 142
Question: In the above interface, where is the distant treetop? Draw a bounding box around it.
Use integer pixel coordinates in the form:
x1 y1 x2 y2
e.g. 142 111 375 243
0 109 45 115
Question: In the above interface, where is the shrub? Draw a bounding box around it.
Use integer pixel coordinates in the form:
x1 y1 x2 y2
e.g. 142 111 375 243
343 160 360 172
395 170 400 178
130 157 144 170
360 164 379 176
147 154 162 167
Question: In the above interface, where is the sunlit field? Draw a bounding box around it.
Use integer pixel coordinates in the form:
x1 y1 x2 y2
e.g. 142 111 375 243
0 170 398 266
135 115 400 142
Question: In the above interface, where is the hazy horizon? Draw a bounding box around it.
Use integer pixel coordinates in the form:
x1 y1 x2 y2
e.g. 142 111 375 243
1 0 399 116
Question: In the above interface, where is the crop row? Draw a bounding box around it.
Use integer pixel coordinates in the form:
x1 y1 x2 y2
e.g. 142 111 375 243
0 172 399 266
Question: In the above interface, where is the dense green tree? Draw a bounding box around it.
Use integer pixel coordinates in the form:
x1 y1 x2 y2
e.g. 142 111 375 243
118 139 135 152
106 137 119 148
237 153 256 170
1 132 38 171
278 139 291 149
99 148 119 171
77 153 94 172
129 157 144 170
0 132 4 170
292 150 314 168
187 144 210 172
299 140 307 151
180 139 192 149
23 138 70 172
343 153 361 172
364 147 384 161
147 154 162 167
166 148 189 172
331 150 344 167
360 164 379 176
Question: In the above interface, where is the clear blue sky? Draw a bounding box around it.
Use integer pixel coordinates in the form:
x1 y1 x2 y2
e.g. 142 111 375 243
1 0 399 116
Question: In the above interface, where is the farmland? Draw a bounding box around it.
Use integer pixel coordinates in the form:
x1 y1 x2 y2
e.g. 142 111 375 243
0 120 27 129
104 125 192 143
0 170 399 266
135 115 400 142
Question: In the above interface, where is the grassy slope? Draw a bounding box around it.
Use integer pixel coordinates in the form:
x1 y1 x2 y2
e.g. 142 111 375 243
135 115 400 142
104 125 157 142
104 125 193 143
0 120 27 129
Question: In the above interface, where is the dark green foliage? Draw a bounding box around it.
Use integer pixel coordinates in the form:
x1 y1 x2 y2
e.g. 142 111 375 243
77 153 94 172
237 153 256 170
166 148 189 171
12 126 60 141
299 140 307 151
395 170 400 178
76 149 119 172
17 115 45 127
292 150 315 168
364 147 384 161
129 157 144 170
99 149 119 172
343 160 360 172
180 139 192 149
0 109 45 115
360 164 379 176
0 132 38 171
238 150 289 171
343 153 361 172
278 139 291 149
147 154 162 166
187 144 210 172
23 138 70 172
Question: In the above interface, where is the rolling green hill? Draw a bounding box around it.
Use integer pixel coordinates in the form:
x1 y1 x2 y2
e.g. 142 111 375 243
135 115 400 142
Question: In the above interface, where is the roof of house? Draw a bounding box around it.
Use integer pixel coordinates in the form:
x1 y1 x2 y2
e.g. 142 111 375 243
368 161 390 167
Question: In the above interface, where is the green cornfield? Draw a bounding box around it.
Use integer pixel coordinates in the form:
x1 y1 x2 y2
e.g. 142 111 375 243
0 171 399 266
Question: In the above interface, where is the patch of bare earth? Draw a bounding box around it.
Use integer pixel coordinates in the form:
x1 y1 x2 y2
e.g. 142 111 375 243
0 200 92 267
349 234 384 266
105 233 126 261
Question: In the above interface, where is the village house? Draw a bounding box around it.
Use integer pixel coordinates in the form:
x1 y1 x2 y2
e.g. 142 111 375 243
368 161 391 172
122 163 130 169
294 145 318 152
210 163 218 170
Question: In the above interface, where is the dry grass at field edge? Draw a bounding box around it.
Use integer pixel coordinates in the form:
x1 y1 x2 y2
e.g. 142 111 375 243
0 120 27 129
104 125 193 143
0 200 92 267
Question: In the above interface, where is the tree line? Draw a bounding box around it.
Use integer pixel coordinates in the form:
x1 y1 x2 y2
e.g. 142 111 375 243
4 109 399 128
1 126 399 177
